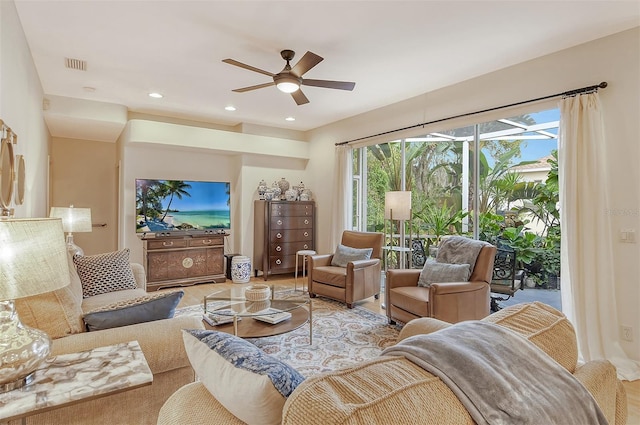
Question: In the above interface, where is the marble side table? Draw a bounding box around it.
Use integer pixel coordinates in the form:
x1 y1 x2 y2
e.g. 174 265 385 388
0 340 153 423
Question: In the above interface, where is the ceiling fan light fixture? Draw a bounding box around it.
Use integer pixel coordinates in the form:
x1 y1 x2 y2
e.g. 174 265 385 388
274 75 300 93
276 81 300 93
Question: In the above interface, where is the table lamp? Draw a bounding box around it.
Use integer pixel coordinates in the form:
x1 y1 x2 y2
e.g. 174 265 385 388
49 205 92 256
0 218 70 393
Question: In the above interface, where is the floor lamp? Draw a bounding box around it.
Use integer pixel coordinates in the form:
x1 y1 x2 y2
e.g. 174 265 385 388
49 205 92 256
384 191 412 269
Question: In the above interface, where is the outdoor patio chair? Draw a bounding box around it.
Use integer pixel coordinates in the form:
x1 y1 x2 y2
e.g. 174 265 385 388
490 247 526 311
411 239 427 268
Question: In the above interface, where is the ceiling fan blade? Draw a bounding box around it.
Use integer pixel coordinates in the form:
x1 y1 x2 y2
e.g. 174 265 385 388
222 58 275 77
232 82 275 93
302 79 355 91
290 51 323 77
291 89 309 105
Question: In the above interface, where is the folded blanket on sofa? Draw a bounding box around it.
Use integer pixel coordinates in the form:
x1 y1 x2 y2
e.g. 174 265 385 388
436 236 488 271
382 321 607 425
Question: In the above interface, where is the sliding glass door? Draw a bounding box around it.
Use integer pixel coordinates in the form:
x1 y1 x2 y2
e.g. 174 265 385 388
351 107 560 287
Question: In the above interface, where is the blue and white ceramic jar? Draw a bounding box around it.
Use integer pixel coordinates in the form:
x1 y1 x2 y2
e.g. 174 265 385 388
257 180 268 199
271 181 282 200
285 188 298 201
231 256 251 284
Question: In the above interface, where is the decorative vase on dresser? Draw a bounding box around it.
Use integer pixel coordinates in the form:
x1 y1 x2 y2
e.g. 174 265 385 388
284 188 298 201
270 182 282 200
253 200 315 280
276 177 290 196
257 180 268 200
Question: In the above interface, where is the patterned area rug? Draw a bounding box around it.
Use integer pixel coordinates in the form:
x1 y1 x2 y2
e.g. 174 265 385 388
176 297 399 377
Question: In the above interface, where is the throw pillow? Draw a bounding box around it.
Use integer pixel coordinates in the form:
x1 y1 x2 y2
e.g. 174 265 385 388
417 259 471 287
73 248 137 298
14 252 86 339
330 244 373 267
83 290 183 331
183 329 305 425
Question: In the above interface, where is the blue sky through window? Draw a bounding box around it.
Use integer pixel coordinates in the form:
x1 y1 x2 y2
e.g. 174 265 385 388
519 108 559 162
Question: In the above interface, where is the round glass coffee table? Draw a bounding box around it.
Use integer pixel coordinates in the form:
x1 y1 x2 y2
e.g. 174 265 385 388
203 285 312 343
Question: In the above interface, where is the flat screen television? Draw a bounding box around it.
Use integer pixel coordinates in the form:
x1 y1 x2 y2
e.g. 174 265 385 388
136 179 230 234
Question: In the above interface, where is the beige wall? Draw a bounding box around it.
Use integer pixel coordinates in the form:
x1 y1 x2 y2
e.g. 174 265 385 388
307 27 640 361
50 137 117 255
0 1 49 218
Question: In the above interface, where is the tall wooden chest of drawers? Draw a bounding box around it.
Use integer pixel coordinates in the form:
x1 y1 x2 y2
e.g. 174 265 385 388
143 234 226 291
253 200 315 280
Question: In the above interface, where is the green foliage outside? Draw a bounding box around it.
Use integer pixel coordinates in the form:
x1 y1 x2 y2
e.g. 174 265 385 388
414 204 468 246
360 117 561 286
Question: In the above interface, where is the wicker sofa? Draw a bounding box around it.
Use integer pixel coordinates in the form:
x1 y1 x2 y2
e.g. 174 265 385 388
157 301 627 425
13 254 203 425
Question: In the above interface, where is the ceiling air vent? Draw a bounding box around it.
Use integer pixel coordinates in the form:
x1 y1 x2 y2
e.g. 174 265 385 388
64 57 87 71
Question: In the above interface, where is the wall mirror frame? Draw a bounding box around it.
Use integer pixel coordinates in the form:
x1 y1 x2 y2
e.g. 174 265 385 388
14 154 25 206
0 132 15 214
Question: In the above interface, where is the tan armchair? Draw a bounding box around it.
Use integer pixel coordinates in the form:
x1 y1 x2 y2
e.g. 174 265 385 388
308 231 384 308
386 243 497 324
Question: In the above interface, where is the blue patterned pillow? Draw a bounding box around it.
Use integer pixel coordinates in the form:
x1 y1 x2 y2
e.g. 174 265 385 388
183 329 304 425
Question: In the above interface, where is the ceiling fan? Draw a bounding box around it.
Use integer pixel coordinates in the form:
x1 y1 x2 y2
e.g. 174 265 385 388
222 50 355 105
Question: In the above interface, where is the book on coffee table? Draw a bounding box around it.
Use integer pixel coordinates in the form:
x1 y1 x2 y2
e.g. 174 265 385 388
253 308 292 325
203 310 241 326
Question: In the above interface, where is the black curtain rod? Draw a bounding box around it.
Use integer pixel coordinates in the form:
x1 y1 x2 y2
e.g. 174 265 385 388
335 81 608 146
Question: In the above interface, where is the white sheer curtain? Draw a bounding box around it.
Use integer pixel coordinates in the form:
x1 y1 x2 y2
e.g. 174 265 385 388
331 144 352 249
559 92 640 380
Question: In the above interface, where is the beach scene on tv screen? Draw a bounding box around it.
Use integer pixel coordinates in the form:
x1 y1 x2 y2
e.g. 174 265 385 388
136 179 230 233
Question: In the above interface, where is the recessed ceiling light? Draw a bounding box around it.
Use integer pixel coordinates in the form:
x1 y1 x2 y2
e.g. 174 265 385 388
285 116 295 122
225 105 236 111
148 92 163 99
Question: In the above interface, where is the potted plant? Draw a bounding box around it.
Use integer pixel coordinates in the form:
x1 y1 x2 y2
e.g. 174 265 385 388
538 225 561 288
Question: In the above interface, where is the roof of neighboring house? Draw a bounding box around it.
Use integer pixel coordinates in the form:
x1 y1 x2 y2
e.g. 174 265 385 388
510 155 554 172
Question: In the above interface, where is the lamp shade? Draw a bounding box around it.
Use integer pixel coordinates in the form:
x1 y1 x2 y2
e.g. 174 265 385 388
384 191 412 220
49 206 92 233
0 218 70 300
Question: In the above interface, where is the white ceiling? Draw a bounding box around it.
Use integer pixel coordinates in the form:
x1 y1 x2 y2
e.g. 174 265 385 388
14 1 640 134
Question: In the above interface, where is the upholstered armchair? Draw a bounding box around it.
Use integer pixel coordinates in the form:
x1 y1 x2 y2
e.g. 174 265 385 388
386 241 497 324
308 231 384 308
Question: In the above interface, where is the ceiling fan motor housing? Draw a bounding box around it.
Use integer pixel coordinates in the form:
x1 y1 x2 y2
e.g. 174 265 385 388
280 50 296 62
